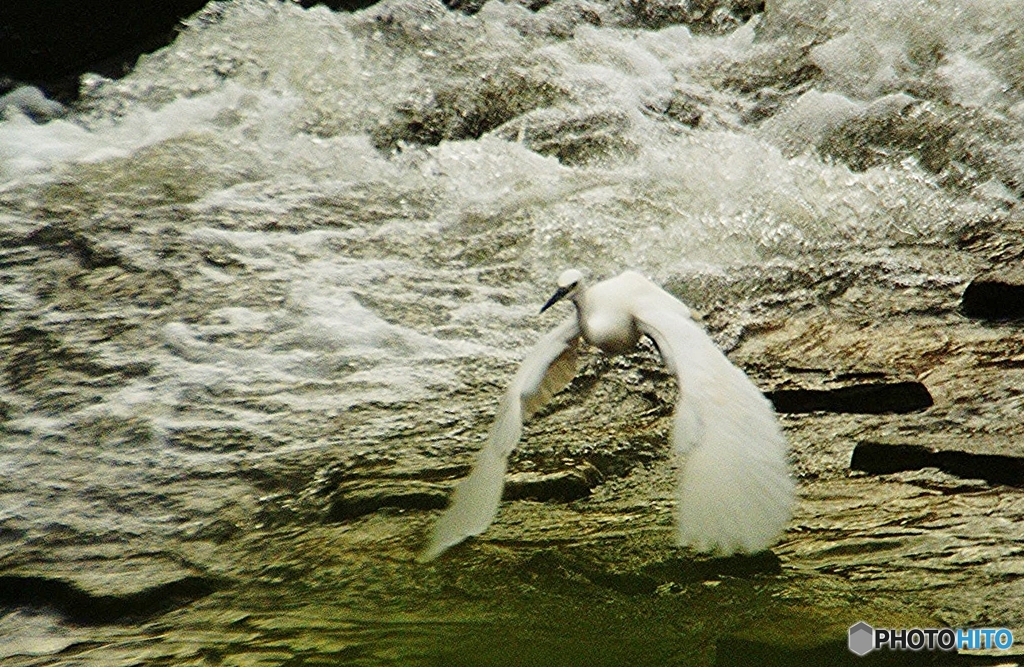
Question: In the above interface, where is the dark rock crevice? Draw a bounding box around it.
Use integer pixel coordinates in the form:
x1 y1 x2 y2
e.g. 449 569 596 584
0 1 211 103
324 481 451 522
766 381 933 415
851 441 1024 488
0 574 222 625
961 270 1024 321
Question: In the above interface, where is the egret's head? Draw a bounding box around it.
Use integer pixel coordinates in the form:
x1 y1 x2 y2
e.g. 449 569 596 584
540 268 584 313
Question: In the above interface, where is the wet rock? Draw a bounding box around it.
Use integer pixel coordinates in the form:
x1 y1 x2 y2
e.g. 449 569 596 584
504 462 603 502
661 88 706 128
851 440 1024 487
886 468 990 494
356 0 464 49
617 0 764 33
66 265 181 309
2 326 152 401
817 95 1024 195
0 86 68 122
716 609 946 667
25 223 122 270
466 0 607 39
370 62 564 153
520 550 658 594
324 462 603 521
494 106 638 164
0 571 221 625
523 549 780 596
0 610 90 660
961 269 1024 320
710 41 821 96
716 595 964 667
817 95 955 174
325 480 450 521
758 88 862 153
766 381 933 414
639 550 782 582
717 635 851 666
583 569 662 595
517 0 605 38
956 210 1024 265
5 4 1024 660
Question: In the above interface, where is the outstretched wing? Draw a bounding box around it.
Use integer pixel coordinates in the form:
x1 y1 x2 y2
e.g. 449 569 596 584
633 287 793 555
420 315 581 561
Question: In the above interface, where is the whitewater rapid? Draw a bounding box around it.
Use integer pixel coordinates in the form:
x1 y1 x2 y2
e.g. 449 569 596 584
2 2 1024 660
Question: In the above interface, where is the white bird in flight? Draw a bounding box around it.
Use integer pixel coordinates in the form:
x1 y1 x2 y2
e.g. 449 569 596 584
421 269 793 561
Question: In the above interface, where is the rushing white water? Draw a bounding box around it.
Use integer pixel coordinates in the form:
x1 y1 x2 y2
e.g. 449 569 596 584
0 0 1021 546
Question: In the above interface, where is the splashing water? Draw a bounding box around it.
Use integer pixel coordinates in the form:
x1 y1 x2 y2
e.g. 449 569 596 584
1 0 1023 661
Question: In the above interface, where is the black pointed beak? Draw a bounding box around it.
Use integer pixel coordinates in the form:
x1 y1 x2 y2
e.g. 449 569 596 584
540 286 571 313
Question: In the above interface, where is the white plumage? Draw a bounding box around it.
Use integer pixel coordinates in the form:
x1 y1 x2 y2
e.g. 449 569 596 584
420 269 794 561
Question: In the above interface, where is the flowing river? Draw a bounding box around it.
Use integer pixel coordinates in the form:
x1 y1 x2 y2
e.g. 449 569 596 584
2 0 1024 664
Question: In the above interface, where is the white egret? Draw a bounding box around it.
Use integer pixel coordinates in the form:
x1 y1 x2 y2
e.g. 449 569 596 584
421 269 793 561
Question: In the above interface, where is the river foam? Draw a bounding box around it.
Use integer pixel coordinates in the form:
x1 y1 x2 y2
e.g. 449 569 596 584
0 0 1020 551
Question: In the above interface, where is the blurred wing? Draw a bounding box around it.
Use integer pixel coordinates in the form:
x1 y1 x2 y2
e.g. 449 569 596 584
420 315 580 561
633 290 793 555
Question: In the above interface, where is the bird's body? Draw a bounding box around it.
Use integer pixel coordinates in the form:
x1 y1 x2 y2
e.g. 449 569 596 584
575 275 644 354
421 270 794 562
